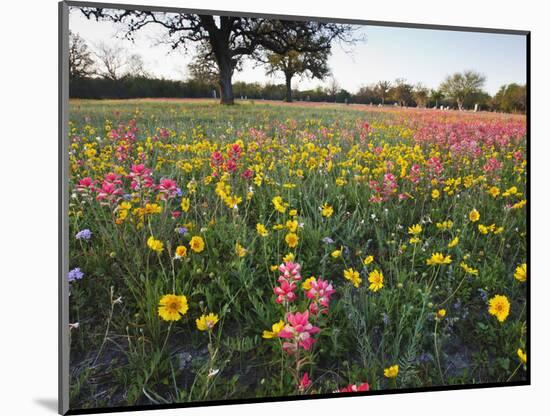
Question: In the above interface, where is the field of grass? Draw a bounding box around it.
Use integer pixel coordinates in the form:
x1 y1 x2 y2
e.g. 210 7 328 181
67 99 527 409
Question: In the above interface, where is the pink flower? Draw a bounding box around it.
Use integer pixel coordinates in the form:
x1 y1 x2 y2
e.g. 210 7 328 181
483 157 503 173
76 177 96 193
128 164 154 190
224 159 238 173
228 143 242 159
298 372 311 392
338 382 370 393
274 280 297 304
96 181 123 203
278 310 320 353
129 163 152 178
241 168 254 180
104 172 122 185
278 261 302 282
157 178 179 200
210 151 224 167
305 278 335 315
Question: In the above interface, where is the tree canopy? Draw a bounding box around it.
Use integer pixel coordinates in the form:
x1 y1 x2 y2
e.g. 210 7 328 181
439 70 486 110
80 8 355 104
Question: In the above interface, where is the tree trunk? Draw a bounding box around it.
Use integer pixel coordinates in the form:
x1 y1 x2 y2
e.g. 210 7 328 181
218 62 234 105
457 99 464 111
284 72 293 102
202 16 235 105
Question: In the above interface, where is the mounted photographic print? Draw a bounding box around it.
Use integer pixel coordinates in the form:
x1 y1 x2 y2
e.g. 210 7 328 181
59 1 530 414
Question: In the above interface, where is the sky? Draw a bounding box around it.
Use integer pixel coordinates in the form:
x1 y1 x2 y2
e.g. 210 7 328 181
69 7 526 95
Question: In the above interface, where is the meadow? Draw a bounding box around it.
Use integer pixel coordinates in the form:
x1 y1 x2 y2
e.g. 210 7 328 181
67 99 527 408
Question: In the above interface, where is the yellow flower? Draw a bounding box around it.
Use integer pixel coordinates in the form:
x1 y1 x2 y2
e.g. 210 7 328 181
426 252 452 266
409 237 421 244
460 262 478 276
282 253 295 262
147 236 164 253
145 203 162 214
119 201 132 211
488 186 500 198
189 236 205 253
262 320 285 339
272 196 288 213
478 224 494 235
363 255 374 265
289 209 298 217
335 177 347 186
431 189 440 199
224 194 242 209
175 245 187 259
436 309 446 319
235 243 248 258
436 220 453 231
256 223 269 237
488 294 510 323
384 365 399 378
158 294 188 321
512 200 526 209
408 224 422 235
302 276 316 290
517 348 527 364
448 237 459 248
286 220 298 232
181 197 191 212
514 263 527 282
368 269 384 292
502 186 518 197
321 203 334 217
469 208 480 222
285 232 299 248
344 268 361 288
331 248 342 259
196 312 219 331
270 265 279 272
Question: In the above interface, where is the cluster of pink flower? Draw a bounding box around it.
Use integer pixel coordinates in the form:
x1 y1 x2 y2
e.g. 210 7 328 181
368 172 399 203
156 178 179 201
413 118 526 153
96 173 124 204
274 261 302 304
76 163 181 209
426 156 444 179
305 278 335 316
107 120 138 162
128 163 154 191
337 382 370 393
272 262 337 354
210 143 253 179
278 310 320 353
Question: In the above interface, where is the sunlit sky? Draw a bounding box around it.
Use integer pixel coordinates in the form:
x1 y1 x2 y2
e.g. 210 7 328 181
69 7 526 95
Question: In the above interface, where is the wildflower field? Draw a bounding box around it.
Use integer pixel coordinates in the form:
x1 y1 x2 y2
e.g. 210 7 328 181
67 99 527 408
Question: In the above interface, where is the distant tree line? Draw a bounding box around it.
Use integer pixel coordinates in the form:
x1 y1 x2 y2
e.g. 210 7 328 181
69 29 526 113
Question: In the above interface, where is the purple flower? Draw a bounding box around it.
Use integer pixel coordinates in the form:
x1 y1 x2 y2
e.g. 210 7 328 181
176 227 188 235
75 229 92 241
68 268 84 282
176 187 183 197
